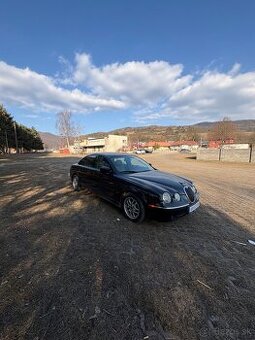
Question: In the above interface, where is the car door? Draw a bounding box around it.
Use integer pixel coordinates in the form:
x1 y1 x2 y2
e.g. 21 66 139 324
77 154 98 190
95 155 118 203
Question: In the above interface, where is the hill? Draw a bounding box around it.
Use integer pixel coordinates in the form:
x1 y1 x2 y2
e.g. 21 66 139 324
192 120 255 132
39 132 75 149
84 119 255 143
40 119 255 149
39 132 63 150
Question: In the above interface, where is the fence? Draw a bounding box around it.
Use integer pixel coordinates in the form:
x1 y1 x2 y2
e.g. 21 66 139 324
197 146 254 163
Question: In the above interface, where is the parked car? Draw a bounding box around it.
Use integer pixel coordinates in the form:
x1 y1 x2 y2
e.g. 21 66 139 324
134 149 146 154
144 148 153 153
70 153 200 222
180 148 191 153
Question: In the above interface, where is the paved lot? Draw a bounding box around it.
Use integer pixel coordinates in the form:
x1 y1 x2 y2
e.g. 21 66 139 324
0 153 254 339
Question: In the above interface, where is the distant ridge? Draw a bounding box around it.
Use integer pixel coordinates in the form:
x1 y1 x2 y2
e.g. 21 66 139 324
40 119 255 149
39 132 63 149
192 119 255 131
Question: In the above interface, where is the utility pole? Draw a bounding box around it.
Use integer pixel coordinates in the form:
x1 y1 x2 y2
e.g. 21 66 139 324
13 122 19 153
5 130 9 153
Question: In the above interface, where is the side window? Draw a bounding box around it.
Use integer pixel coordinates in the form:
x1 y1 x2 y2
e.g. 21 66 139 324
79 155 97 168
78 157 86 165
112 157 128 172
96 156 111 169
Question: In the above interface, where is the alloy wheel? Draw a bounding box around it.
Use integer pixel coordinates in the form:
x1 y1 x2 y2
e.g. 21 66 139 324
123 196 141 220
72 176 79 190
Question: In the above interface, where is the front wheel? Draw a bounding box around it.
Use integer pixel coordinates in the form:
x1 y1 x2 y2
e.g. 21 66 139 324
122 194 145 223
72 175 80 191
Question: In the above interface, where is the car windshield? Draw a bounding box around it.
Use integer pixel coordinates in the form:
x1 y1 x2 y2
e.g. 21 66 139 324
109 155 153 173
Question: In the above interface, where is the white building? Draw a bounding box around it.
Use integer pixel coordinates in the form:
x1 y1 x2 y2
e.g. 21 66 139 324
79 134 128 153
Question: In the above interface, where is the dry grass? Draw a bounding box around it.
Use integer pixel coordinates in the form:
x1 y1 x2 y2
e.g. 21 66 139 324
0 152 254 339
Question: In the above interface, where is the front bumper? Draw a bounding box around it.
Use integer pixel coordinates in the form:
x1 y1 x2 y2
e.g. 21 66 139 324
147 199 200 215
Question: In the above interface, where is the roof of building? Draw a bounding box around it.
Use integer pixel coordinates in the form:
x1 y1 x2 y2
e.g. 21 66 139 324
143 140 199 147
170 140 199 147
144 141 174 147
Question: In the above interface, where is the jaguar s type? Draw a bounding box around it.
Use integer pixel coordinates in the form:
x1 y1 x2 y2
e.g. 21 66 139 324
70 153 200 222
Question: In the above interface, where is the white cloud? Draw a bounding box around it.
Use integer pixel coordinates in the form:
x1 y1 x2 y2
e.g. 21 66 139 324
168 70 255 120
135 68 255 122
73 53 191 106
228 63 241 76
71 53 255 122
0 61 125 113
1 54 255 124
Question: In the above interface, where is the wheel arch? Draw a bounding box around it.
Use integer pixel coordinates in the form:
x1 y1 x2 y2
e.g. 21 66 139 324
70 170 78 181
121 189 148 206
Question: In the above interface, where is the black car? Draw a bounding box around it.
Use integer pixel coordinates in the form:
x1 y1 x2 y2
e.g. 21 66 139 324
70 153 200 222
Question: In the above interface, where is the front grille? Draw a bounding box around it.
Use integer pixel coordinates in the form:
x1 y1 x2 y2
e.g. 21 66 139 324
184 186 195 203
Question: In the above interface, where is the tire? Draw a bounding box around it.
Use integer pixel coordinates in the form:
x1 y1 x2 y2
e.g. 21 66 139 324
122 194 146 223
72 175 80 191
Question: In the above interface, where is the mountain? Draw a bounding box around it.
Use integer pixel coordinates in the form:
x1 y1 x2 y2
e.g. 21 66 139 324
192 120 255 132
39 132 63 150
39 132 75 149
40 119 255 149
83 119 255 143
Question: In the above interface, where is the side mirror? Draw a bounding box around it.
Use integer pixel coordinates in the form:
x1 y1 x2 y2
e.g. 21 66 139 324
100 166 112 175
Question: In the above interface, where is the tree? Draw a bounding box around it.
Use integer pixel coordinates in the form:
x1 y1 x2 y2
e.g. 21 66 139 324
30 127 44 150
185 126 200 141
0 104 43 153
16 125 44 151
56 110 76 148
0 105 15 153
209 117 238 145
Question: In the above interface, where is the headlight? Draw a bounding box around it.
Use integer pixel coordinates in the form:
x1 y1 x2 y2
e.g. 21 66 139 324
162 192 171 203
173 193 181 201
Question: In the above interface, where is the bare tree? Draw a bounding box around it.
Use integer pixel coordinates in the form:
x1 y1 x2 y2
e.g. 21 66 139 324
56 111 75 148
185 126 200 141
72 122 84 143
209 117 238 144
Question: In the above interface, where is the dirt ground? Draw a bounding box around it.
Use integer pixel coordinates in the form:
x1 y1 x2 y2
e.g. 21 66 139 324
0 152 254 340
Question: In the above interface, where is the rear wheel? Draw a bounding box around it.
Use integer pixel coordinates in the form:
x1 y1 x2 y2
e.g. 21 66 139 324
123 194 145 223
72 175 80 191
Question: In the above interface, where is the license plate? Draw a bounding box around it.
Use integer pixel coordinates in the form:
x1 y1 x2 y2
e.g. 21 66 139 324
189 201 200 213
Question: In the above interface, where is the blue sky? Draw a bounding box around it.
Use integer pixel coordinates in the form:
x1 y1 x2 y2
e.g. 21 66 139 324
0 0 255 134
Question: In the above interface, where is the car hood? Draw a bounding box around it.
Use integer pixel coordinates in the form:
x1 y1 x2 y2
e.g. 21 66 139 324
118 170 192 194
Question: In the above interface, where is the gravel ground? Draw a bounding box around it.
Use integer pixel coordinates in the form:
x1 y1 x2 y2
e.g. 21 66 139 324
0 152 254 340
